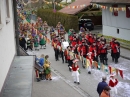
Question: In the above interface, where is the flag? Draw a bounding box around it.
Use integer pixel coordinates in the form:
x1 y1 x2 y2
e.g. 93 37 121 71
102 64 104 71
119 69 123 79
116 69 119 76
98 62 101 70
112 67 116 73
94 61 98 69
108 66 112 74
86 59 90 68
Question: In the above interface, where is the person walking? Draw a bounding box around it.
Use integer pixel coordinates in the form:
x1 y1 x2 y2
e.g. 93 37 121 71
70 59 80 85
97 77 108 96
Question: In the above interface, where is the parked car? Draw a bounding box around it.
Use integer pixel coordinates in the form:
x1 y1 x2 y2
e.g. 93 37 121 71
78 19 94 31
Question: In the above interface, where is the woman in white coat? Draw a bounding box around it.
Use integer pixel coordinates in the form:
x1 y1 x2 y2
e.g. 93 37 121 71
70 59 80 85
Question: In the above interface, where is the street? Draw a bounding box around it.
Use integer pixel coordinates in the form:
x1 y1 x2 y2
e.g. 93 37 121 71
29 31 130 97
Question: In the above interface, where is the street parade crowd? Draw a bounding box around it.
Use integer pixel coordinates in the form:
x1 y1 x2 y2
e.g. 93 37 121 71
17 8 120 97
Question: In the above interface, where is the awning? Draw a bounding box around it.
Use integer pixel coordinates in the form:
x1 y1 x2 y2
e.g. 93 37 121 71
59 0 92 15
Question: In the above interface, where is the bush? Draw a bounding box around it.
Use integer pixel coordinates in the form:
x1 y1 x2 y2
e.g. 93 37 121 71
37 9 79 32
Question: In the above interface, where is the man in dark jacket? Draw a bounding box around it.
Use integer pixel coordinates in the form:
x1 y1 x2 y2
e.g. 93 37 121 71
97 77 108 96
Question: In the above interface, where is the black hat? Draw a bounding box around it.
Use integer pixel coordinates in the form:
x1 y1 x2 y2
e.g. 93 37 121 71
56 36 59 37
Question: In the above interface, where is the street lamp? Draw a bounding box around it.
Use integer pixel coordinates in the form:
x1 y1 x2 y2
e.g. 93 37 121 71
53 0 56 13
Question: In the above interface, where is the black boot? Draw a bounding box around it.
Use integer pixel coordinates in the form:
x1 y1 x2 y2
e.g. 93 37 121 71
37 78 40 82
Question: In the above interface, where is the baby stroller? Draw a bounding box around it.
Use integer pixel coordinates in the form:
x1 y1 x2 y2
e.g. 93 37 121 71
34 57 45 82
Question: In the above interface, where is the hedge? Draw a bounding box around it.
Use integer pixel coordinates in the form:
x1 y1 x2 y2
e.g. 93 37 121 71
37 9 79 32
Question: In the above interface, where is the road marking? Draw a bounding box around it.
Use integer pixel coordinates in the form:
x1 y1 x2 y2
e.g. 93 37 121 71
51 67 92 97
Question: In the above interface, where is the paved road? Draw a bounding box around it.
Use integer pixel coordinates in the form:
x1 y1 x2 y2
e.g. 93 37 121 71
30 30 130 97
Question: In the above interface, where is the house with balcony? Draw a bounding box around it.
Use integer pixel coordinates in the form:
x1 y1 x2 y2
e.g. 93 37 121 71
91 0 130 41
0 0 34 96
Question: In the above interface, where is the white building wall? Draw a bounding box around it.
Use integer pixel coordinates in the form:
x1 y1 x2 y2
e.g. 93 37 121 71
102 4 130 40
103 25 130 41
0 0 16 92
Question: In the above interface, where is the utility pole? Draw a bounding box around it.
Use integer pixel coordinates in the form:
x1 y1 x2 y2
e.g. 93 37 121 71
53 0 56 12
13 0 20 56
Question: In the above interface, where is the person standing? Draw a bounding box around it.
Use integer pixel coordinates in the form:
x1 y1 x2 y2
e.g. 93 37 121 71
111 39 120 63
109 73 118 97
19 36 26 51
70 59 80 85
100 41 108 65
40 35 46 49
97 77 108 96
26 37 32 51
44 55 52 80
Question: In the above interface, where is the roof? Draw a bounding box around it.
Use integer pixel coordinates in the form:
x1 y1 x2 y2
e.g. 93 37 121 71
91 0 130 4
59 0 91 15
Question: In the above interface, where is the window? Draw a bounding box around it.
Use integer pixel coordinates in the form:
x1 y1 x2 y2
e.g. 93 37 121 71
117 29 119 34
5 0 10 18
0 0 1 24
112 4 118 16
126 5 130 18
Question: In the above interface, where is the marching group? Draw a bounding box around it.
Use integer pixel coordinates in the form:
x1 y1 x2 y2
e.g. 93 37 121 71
51 25 120 97
18 9 120 97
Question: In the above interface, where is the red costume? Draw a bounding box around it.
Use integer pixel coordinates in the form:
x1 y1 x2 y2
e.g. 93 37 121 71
71 64 79 71
109 78 118 87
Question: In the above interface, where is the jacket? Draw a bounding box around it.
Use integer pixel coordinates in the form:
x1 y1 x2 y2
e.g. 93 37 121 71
97 81 108 95
100 91 110 97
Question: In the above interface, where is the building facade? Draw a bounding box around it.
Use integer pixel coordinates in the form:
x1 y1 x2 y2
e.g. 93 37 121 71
0 0 16 92
91 0 130 41
102 4 130 41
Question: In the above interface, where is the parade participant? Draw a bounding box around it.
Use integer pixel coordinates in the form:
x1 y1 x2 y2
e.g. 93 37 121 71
81 41 89 68
79 27 85 34
97 77 108 96
50 26 55 34
100 86 111 97
64 48 68 63
26 37 33 51
100 35 106 44
59 25 65 38
70 59 80 85
87 33 94 45
19 35 26 51
43 21 48 34
97 38 101 62
89 42 98 62
34 35 39 51
40 35 46 49
67 46 74 71
53 36 59 61
44 55 52 80
56 22 62 35
71 37 77 47
110 38 115 62
109 73 118 97
100 41 108 65
111 39 120 63
86 52 93 74
59 45 64 63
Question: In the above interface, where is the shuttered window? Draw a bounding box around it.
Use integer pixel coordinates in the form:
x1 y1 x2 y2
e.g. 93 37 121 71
126 5 130 18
